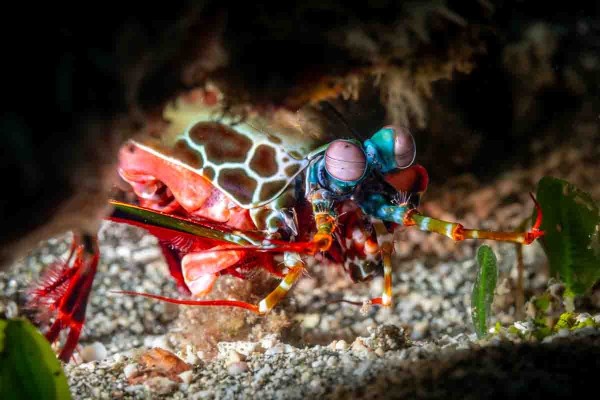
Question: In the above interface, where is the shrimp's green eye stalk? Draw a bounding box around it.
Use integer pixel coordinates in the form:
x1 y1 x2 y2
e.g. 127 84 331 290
318 139 368 194
364 126 416 173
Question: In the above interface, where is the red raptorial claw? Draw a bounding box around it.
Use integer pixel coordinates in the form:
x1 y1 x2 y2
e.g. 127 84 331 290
525 193 545 244
27 235 99 362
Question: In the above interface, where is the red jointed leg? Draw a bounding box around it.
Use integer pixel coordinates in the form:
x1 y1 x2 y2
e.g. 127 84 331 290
370 220 394 307
158 241 191 295
28 233 99 362
115 253 305 315
333 221 395 310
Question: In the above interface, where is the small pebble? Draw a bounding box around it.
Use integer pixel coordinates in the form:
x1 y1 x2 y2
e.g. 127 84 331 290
351 339 369 353
227 350 247 364
335 340 348 351
260 335 279 350
411 320 430 340
123 364 139 379
309 379 323 390
557 328 570 337
132 247 162 263
575 313 592 324
143 335 170 350
254 365 272 382
183 346 200 365
228 361 249 375
574 326 597 336
143 377 177 395
80 342 108 363
112 353 125 363
178 370 193 384
265 344 291 356
301 313 320 329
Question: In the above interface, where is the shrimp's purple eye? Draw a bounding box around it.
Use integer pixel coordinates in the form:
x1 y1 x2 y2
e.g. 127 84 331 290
392 126 416 169
325 140 367 182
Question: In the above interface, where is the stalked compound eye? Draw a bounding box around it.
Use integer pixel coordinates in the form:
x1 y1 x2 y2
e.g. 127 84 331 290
324 140 367 182
391 126 416 169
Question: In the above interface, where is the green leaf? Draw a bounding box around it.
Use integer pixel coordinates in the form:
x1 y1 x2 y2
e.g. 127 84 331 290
536 177 600 296
471 245 498 338
0 318 71 400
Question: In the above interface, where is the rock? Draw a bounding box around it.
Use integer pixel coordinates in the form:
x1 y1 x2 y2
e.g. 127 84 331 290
227 350 247 365
80 342 108 363
178 370 193 384
228 361 249 375
411 320 430 340
301 313 320 329
260 335 280 350
143 377 177 395
335 340 349 351
182 345 200 365
123 364 139 379
351 339 369 353
218 340 261 358
143 335 171 351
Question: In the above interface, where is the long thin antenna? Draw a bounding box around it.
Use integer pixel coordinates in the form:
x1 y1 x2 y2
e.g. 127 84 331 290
320 101 362 141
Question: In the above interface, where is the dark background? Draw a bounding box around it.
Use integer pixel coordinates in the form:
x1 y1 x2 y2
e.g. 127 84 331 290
1 1 599 267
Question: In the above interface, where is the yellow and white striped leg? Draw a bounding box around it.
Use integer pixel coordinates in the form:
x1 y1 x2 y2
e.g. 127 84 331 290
372 220 394 307
258 252 304 314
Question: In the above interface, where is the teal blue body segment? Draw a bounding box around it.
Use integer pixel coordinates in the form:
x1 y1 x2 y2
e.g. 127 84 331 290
356 192 410 225
312 157 367 196
364 127 398 174
305 129 413 226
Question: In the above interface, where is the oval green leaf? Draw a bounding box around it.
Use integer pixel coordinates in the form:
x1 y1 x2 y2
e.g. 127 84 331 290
471 245 498 338
536 176 600 296
0 318 71 400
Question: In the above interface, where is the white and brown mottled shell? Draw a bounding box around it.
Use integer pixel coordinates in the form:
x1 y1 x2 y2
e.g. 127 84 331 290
135 89 345 208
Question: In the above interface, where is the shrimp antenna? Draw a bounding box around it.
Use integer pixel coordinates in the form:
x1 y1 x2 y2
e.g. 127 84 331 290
320 101 362 141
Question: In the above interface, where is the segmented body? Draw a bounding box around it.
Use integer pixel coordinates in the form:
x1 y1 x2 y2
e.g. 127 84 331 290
115 88 542 316
29 87 544 362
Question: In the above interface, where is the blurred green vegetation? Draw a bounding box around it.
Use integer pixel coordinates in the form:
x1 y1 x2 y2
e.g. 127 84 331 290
0 318 71 400
536 176 600 298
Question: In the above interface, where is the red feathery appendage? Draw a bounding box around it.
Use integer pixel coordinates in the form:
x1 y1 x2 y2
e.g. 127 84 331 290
26 235 99 362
